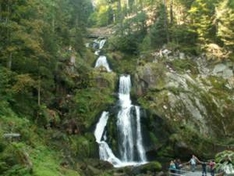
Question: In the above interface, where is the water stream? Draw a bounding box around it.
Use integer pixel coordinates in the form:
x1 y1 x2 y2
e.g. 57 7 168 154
94 55 112 72
92 38 147 167
94 75 147 167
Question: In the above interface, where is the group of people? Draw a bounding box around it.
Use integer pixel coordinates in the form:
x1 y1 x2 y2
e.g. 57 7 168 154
169 155 216 176
169 159 183 175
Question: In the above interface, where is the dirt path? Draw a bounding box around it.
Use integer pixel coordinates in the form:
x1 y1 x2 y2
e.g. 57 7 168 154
87 25 115 38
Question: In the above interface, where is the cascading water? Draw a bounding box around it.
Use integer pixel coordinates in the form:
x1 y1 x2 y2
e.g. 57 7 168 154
93 39 106 55
92 38 111 72
94 75 147 167
135 106 147 162
99 39 106 49
94 55 112 72
94 111 121 165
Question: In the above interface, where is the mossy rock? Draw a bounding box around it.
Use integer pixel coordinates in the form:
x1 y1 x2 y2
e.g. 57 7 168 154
134 161 162 174
77 159 113 176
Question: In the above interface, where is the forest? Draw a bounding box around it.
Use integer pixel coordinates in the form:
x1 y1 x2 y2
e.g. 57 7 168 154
0 0 234 175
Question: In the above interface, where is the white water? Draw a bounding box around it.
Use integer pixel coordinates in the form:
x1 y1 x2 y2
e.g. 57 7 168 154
95 55 112 72
223 164 234 174
94 75 147 167
117 75 134 161
135 106 147 161
94 111 109 143
99 39 106 49
94 112 122 165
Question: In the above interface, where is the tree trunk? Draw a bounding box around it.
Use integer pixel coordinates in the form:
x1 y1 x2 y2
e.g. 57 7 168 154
0 3 2 21
118 0 123 35
170 0 173 24
163 0 170 43
38 77 41 106
6 0 12 70
7 53 12 69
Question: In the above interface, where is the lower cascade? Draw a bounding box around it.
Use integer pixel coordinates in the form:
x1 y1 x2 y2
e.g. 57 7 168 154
94 75 147 167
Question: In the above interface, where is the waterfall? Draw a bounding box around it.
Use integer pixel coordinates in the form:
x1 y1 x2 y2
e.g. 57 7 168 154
223 164 234 174
92 38 111 71
99 39 106 49
94 111 109 143
94 75 147 167
95 55 112 72
117 75 147 163
135 106 147 162
92 39 106 55
94 111 122 165
117 75 134 161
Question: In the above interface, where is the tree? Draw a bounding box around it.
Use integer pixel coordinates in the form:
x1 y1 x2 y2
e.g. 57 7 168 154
216 0 234 50
0 0 93 116
189 0 218 44
149 3 169 48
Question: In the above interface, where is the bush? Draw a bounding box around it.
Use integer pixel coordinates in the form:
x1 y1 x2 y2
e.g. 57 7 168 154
215 150 234 173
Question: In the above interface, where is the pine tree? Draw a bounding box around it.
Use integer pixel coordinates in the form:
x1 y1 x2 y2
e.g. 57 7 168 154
189 0 218 44
216 0 234 50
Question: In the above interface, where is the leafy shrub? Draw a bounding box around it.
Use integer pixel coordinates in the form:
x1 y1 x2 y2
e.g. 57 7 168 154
215 150 234 173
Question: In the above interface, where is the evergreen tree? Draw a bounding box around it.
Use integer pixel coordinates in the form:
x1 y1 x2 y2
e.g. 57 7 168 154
189 0 218 44
216 0 234 50
149 3 169 48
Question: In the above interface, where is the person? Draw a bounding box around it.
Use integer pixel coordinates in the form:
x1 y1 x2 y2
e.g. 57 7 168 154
200 161 208 176
169 160 176 176
175 159 183 175
209 160 216 176
188 155 198 172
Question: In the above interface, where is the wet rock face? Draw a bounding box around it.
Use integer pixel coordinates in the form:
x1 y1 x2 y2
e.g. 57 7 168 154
134 54 234 158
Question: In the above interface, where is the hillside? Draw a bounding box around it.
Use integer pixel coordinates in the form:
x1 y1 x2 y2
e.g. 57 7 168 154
1 0 234 175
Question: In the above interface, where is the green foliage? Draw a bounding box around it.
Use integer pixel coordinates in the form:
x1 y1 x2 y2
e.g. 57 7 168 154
216 0 234 50
139 35 152 52
142 161 162 172
31 146 61 176
125 11 147 32
96 6 113 26
73 86 115 128
189 0 219 43
0 114 80 176
149 4 168 48
168 59 198 74
215 150 234 172
12 74 36 93
170 24 198 48
0 142 32 176
107 53 137 74
0 66 14 102
19 143 80 176
149 132 159 144
108 33 142 54
68 134 96 159
88 0 113 27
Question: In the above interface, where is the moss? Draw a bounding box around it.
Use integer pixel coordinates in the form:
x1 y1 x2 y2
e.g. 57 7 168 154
142 161 162 171
157 145 174 157
73 87 116 129
31 145 80 176
107 53 137 74
68 134 96 159
0 113 83 176
149 132 159 144
91 71 117 90
167 59 198 74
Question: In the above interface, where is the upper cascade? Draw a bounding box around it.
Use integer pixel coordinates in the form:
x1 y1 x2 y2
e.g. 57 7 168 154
98 39 106 49
90 38 112 72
